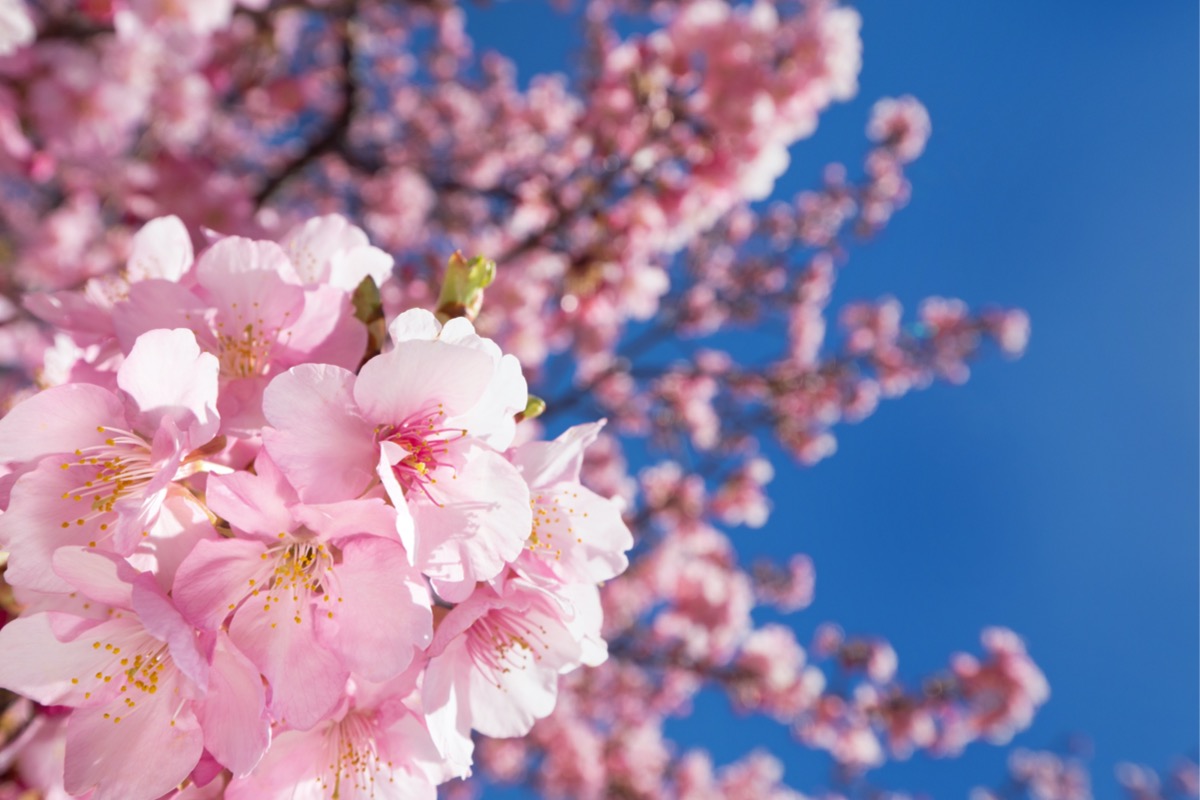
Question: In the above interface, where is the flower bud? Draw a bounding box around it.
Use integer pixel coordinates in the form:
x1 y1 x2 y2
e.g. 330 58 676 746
436 252 496 323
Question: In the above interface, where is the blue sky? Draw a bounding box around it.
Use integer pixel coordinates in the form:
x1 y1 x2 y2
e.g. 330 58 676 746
464 2 1198 796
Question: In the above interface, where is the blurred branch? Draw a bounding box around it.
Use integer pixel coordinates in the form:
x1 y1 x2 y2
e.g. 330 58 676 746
253 6 359 208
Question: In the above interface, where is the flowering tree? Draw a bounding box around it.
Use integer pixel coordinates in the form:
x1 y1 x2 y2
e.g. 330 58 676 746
0 1 1175 798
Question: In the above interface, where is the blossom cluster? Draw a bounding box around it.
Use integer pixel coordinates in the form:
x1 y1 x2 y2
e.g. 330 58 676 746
467 450 1051 798
0 215 632 799
972 747 1199 800
0 1 1065 798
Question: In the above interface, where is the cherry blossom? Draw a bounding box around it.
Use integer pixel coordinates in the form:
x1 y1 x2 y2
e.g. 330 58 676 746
0 1 1115 798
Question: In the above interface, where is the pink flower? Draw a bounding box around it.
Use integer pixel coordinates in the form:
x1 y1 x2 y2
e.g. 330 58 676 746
172 454 432 731
226 670 450 800
0 328 219 591
0 549 268 799
508 421 633 585
951 627 1049 745
423 578 591 773
122 0 236 36
868 96 932 164
262 309 530 601
0 0 34 57
114 233 367 434
279 214 395 291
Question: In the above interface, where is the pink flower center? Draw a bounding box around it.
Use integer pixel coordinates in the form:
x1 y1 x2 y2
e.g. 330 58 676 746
57 425 157 543
322 710 392 798
212 304 288 379
466 607 550 689
70 629 183 727
245 538 342 626
526 489 584 561
376 406 467 504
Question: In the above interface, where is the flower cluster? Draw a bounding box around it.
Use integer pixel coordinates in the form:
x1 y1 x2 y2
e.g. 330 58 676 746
0 215 632 799
0 2 1066 798
972 748 1199 800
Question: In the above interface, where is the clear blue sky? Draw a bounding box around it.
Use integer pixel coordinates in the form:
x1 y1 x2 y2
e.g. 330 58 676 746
465 2 1199 796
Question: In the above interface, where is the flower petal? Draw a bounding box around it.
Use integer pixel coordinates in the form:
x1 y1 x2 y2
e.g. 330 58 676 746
261 364 376 504
317 536 431 682
205 455 297 539
200 633 270 777
0 383 123 465
354 340 493 424
510 421 605 488
173 536 270 631
126 215 193 283
0 614 127 706
229 596 346 731
65 694 203 800
117 328 219 448
51 547 132 609
412 446 531 602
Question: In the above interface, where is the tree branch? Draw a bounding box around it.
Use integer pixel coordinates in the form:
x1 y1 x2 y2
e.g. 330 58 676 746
253 9 358 208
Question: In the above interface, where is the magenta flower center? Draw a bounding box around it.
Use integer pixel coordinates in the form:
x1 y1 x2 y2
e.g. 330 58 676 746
376 406 467 503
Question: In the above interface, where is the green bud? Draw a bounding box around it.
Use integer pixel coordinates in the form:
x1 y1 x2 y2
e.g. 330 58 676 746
351 275 383 325
436 251 496 323
517 394 546 422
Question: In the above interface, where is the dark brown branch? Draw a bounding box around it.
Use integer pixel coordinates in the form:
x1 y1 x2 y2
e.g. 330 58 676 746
253 9 358 208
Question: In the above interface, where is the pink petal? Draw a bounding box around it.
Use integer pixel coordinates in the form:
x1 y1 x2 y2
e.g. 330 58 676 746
386 308 442 343
127 491 220 594
173 536 270 630
229 595 346 731
282 214 394 291
426 586 498 658
261 364 377 503
26 288 118 336
112 280 210 353
317 536 431 682
200 633 270 777
0 382 123 465
192 236 302 310
446 352 527 451
353 340 494 424
510 421 605 488
465 598 580 738
117 328 219 448
0 614 128 706
557 581 608 667
291 496 399 543
126 215 193 282
215 374 270 437
131 576 208 689
524 482 631 584
421 639 475 775
411 446 531 602
275 284 366 370
377 711 455 790
224 727 326 800
331 244 394 292
51 547 132 609
205 455 297 539
64 693 204 800
280 213 367 285
464 647 559 738
0 461 118 593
